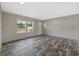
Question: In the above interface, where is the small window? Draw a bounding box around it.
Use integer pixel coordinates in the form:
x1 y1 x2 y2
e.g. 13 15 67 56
17 19 26 33
27 21 33 32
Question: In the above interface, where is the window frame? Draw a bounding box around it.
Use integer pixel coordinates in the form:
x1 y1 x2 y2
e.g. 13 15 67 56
26 20 34 32
16 19 27 34
16 19 34 34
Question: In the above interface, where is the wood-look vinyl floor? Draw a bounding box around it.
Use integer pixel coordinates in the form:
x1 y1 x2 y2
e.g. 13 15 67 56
0 35 79 56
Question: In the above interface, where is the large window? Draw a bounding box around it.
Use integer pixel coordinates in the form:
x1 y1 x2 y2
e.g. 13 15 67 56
17 20 26 33
27 21 33 32
17 19 34 34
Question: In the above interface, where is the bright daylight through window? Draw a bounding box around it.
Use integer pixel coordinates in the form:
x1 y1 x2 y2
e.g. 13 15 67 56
17 19 34 34
17 19 26 33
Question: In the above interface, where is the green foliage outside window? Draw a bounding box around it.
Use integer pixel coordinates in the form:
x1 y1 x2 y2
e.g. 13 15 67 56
27 22 32 27
17 20 33 33
17 23 25 29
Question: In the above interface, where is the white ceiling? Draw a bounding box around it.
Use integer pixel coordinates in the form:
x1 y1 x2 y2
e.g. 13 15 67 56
1 2 79 20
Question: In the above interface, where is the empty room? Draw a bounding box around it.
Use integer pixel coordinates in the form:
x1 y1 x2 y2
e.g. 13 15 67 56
0 2 79 56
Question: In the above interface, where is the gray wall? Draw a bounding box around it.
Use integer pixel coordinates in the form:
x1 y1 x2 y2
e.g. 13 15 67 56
2 12 42 43
0 4 1 51
43 14 79 40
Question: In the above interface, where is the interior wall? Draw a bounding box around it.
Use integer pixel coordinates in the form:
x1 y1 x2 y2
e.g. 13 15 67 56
43 14 79 40
0 3 2 51
2 11 42 43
